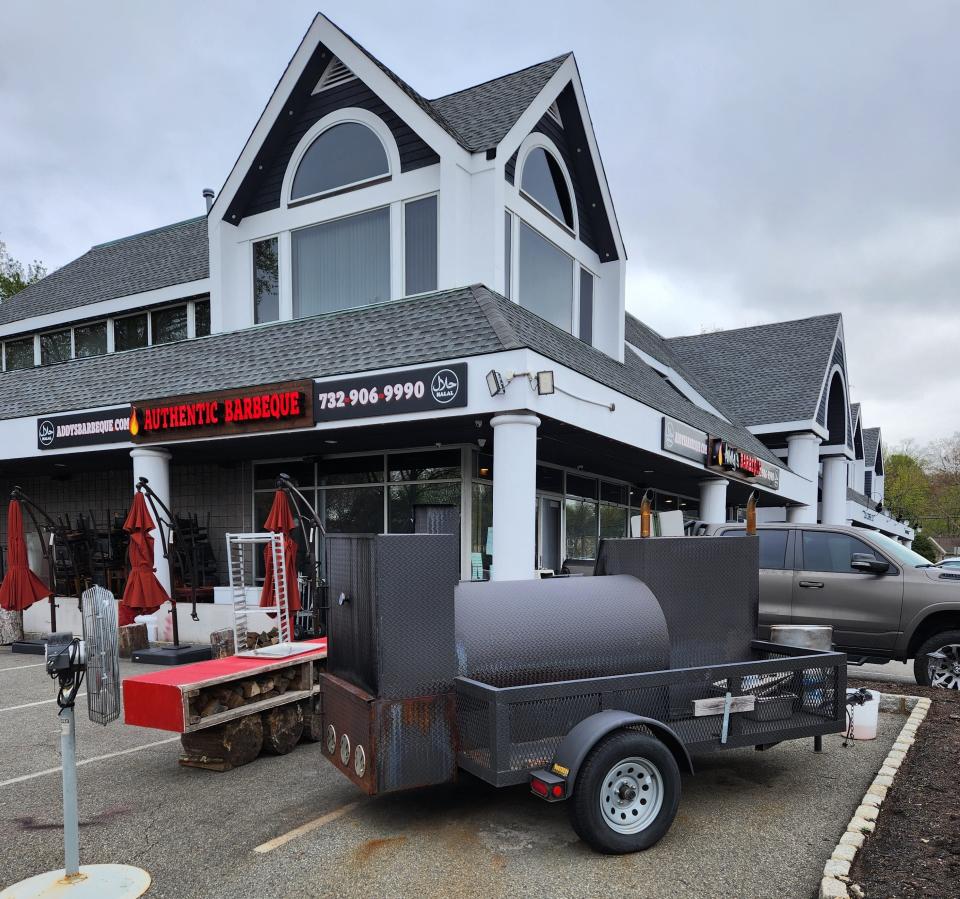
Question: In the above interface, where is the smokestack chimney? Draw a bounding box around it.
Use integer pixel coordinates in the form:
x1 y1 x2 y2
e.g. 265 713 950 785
202 188 215 213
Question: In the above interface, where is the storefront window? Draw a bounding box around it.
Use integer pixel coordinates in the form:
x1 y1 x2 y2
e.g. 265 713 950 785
253 460 314 491
322 486 385 533
75 322 107 358
114 313 148 352
292 208 390 318
474 453 493 481
152 306 188 344
600 504 629 539
4 337 34 370
471 482 493 580
318 455 383 486
536 465 564 494
40 329 71 365
565 497 598 561
389 483 460 533
566 474 598 500
389 450 460 482
254 238 280 324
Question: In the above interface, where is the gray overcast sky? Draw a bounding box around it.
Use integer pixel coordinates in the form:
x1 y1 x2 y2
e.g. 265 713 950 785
1 1 957 446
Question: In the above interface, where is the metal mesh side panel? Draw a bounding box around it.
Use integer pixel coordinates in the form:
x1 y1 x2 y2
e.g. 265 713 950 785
507 693 602 770
595 537 759 668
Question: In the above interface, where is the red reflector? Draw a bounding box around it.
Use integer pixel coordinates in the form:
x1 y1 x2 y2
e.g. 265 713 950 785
530 778 549 797
551 784 563 798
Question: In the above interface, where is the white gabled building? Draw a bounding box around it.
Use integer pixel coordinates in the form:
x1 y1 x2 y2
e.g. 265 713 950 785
0 14 908 632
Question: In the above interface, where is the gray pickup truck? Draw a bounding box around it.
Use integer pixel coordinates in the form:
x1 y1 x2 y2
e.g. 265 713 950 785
701 522 960 688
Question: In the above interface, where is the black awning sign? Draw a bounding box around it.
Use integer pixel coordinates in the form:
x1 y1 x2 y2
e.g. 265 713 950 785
37 407 131 450
314 363 468 422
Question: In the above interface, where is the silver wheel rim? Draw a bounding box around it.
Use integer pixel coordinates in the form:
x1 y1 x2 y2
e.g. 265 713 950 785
599 756 663 834
927 643 960 689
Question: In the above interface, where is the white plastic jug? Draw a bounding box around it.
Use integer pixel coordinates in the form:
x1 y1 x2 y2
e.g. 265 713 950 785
134 614 158 643
846 688 880 740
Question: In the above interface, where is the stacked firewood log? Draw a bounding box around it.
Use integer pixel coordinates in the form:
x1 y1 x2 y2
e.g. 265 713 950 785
245 627 280 649
188 666 303 721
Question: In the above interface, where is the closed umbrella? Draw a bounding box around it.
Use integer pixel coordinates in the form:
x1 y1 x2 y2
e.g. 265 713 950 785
0 498 51 612
260 489 301 626
119 491 169 627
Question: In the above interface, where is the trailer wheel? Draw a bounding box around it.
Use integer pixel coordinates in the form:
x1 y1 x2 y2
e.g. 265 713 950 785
569 730 680 854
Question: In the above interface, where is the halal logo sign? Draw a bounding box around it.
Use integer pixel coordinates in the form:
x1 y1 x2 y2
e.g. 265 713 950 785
430 368 461 405
38 420 55 448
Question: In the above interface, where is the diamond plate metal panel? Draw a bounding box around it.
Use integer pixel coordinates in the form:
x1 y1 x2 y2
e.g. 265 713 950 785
455 575 670 687
595 537 759 668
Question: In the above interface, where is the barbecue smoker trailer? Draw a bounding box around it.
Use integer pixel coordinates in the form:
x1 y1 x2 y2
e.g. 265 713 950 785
318 534 847 853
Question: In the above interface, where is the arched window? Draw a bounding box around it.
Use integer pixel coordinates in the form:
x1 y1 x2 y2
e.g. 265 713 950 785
826 372 847 446
291 122 389 202
520 147 574 230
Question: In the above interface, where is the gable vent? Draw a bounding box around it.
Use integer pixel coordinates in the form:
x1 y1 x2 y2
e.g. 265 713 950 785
546 100 562 127
312 57 356 94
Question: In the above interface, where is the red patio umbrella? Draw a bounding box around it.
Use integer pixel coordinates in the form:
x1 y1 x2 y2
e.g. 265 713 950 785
0 498 51 612
260 489 301 622
119 491 169 627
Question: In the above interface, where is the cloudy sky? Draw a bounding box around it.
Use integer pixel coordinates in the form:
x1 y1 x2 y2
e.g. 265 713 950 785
2 1 957 446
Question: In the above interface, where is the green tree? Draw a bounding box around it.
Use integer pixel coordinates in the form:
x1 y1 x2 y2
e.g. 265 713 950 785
911 533 939 563
883 450 930 522
0 239 46 300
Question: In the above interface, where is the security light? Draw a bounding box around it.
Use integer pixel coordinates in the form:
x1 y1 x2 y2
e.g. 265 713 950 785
535 371 555 395
486 369 506 396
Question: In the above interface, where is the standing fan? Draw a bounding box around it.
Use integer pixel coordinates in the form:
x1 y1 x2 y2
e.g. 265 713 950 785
0 587 151 898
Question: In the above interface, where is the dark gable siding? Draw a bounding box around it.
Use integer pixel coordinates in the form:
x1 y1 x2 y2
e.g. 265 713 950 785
504 84 618 261
816 339 852 446
225 43 439 224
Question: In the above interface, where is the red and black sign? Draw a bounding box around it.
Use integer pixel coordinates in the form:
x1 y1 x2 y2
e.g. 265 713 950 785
708 438 780 489
130 380 314 443
37 407 131 451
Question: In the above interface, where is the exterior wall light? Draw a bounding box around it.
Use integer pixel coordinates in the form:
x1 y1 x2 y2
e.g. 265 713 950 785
486 370 507 396
535 371 555 395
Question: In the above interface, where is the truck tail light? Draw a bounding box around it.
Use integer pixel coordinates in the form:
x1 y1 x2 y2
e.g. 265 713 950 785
529 771 566 801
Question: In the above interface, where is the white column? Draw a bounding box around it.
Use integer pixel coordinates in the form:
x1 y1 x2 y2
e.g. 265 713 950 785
698 478 728 524
490 413 539 581
821 456 848 524
786 433 821 523
130 447 173 595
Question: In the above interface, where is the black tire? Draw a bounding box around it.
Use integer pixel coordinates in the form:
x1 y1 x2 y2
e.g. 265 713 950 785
913 630 960 688
568 730 681 854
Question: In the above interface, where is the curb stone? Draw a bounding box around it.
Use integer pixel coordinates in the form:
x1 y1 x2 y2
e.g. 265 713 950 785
819 693 931 899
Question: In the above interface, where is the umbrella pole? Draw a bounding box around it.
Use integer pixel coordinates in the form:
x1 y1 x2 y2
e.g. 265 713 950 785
277 474 327 637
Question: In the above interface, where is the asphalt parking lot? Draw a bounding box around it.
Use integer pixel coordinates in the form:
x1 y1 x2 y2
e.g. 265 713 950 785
1 649 903 899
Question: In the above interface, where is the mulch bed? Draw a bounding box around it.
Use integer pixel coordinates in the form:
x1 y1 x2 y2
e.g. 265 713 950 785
846 678 960 899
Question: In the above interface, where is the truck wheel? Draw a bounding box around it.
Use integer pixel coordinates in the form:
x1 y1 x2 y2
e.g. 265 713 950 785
914 631 960 688
568 730 680 854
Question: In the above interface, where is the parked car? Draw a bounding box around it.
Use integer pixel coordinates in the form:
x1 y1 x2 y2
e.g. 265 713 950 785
700 522 960 688
935 557 960 570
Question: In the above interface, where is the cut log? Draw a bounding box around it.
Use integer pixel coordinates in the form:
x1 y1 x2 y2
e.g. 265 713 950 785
180 714 264 771
242 680 261 699
0 609 24 645
258 677 275 693
301 698 323 743
261 704 304 755
118 624 149 659
209 628 235 660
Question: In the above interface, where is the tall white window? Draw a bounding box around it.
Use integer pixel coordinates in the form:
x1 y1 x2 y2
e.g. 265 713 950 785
518 222 573 331
292 208 391 318
404 195 438 296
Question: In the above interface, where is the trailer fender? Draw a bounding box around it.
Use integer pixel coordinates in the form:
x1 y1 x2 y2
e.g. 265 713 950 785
550 711 692 790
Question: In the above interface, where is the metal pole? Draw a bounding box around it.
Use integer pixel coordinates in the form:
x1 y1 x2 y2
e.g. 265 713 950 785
60 705 81 878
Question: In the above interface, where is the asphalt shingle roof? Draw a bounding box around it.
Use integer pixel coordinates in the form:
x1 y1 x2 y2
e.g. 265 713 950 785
0 284 781 468
666 314 841 428
430 56 570 152
0 218 208 328
850 402 860 427
863 427 881 466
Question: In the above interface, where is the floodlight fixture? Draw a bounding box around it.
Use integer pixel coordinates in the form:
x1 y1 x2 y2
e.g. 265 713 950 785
535 370 555 395
486 369 507 396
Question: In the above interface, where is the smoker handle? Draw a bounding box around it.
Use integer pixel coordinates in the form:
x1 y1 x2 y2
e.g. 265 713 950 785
798 580 824 589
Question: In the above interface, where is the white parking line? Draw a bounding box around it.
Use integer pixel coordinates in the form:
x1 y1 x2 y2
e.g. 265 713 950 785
0 662 46 672
0 736 180 789
0 694 86 713
253 801 361 853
